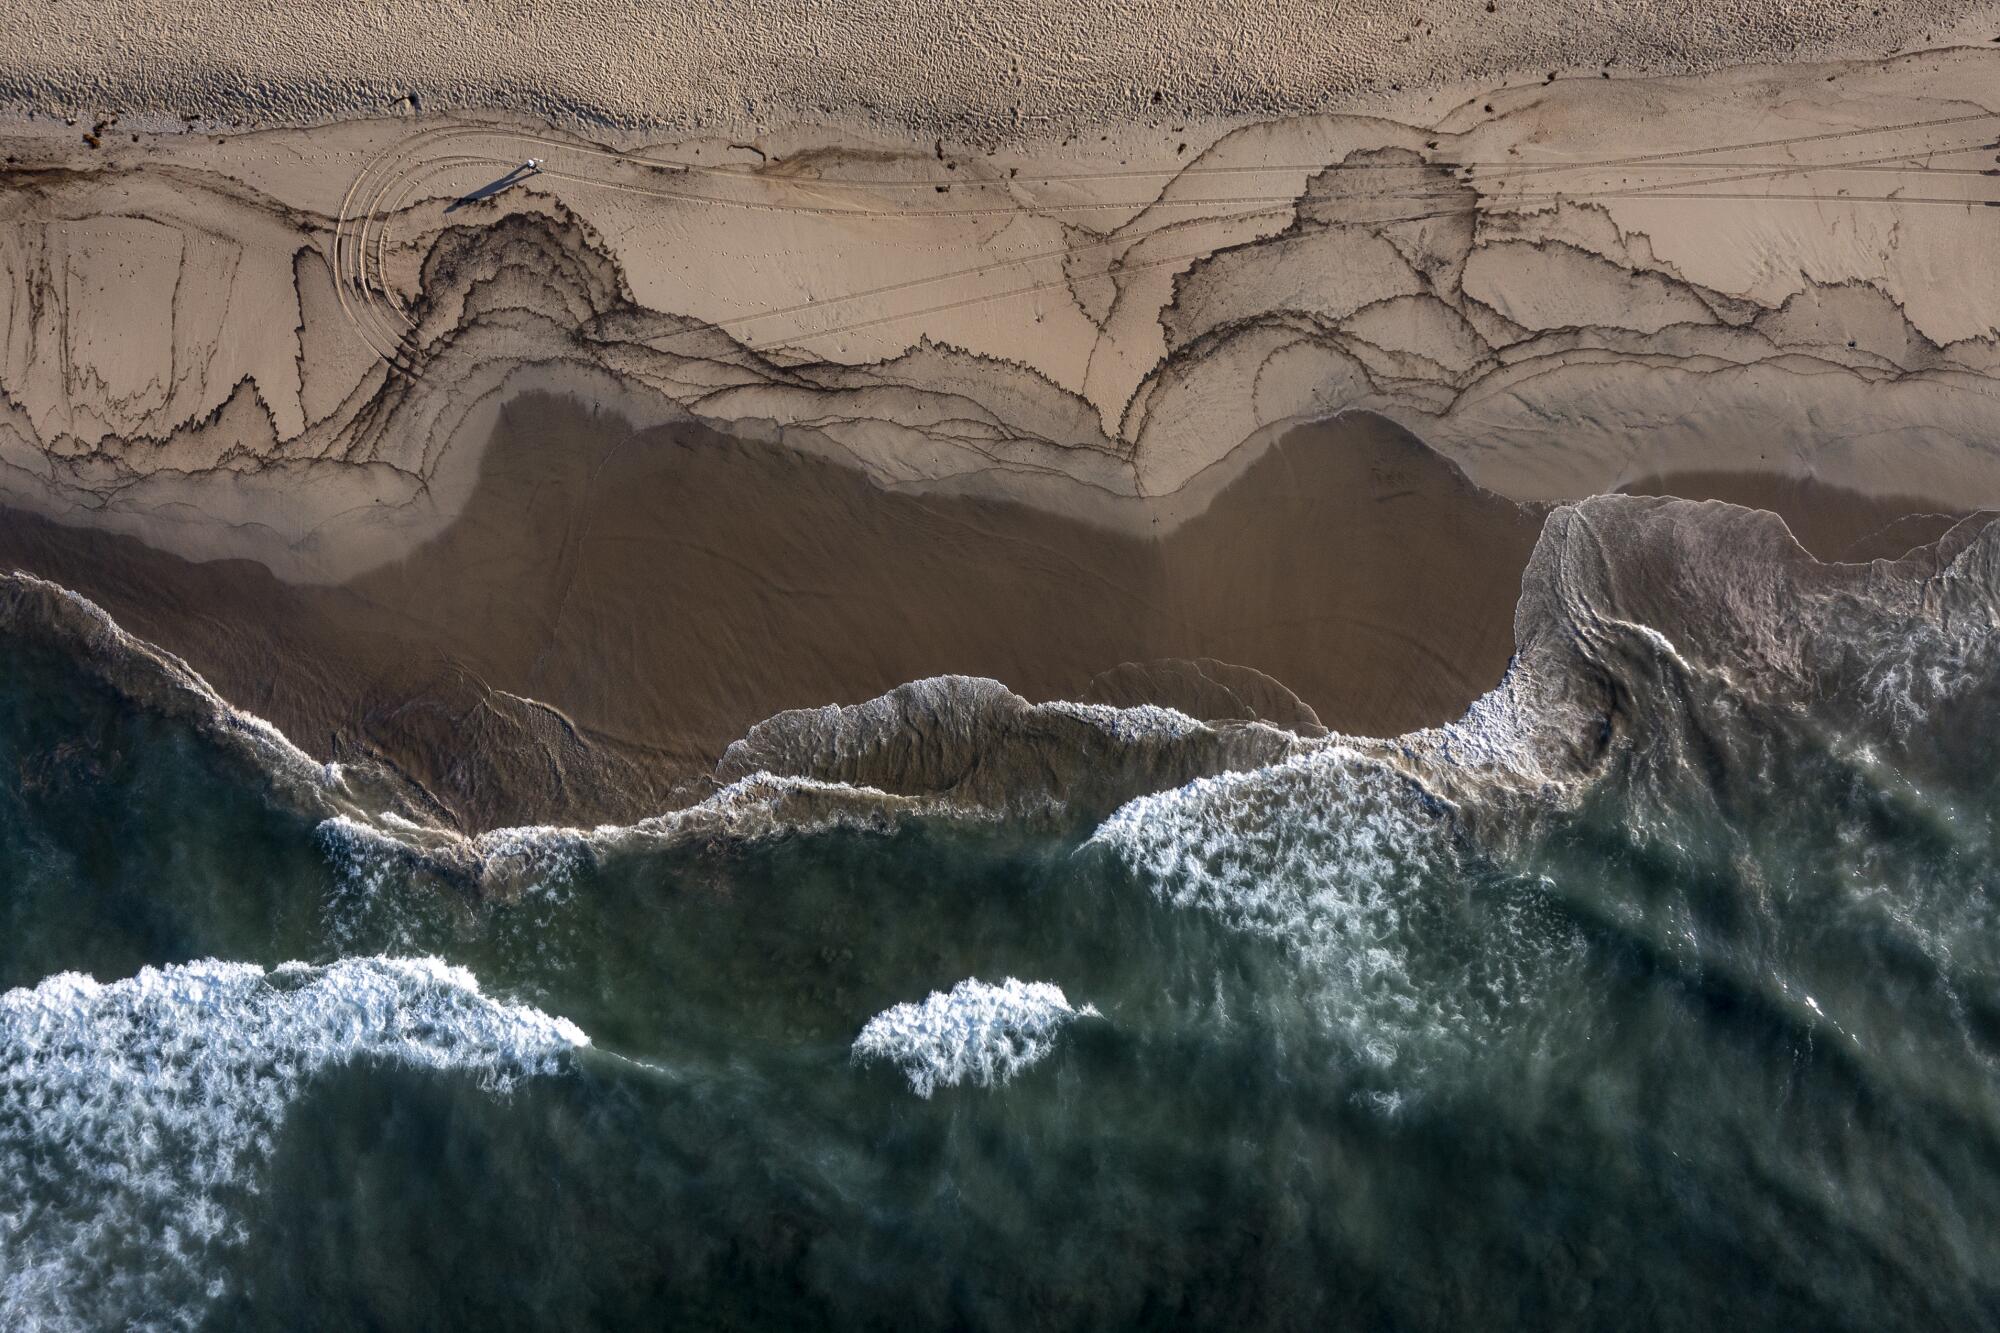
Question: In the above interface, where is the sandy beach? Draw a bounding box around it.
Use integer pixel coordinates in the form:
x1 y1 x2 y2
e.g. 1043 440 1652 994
6 0 1998 134
15 8 2000 1328
3 26 2000 828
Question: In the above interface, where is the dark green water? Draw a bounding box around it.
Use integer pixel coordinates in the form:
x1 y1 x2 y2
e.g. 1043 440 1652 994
6 595 2000 1330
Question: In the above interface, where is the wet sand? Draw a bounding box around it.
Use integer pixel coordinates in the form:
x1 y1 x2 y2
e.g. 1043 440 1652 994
6 394 1985 830
1620 470 1970 564
0 402 1545 827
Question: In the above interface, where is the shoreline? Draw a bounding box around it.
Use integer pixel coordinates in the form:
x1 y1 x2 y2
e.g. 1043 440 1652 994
6 48 2000 829
14 8 2000 1327
0 404 1543 825
2 394 1979 830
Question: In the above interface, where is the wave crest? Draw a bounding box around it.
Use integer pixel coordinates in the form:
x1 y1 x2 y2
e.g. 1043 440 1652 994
0 955 586 1330
852 977 1099 1098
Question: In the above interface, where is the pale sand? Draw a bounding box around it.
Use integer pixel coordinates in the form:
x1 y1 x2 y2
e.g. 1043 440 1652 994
3 1 1998 136
5 50 2000 590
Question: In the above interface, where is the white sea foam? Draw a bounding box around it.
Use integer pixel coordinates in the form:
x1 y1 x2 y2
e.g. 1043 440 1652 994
1089 739 1595 1089
0 956 587 1331
1091 747 1442 956
315 770 990 910
1089 745 1465 1068
1854 618 1990 736
852 977 1098 1098
315 815 418 947
1038 699 1206 741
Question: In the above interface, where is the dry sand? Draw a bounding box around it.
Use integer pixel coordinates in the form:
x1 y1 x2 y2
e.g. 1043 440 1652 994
8 50 2000 589
4 1 1999 137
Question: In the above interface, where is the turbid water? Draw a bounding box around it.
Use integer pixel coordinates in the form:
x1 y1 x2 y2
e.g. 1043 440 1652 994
6 491 2000 1330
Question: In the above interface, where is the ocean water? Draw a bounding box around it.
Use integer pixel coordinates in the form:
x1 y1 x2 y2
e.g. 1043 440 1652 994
7 505 2000 1329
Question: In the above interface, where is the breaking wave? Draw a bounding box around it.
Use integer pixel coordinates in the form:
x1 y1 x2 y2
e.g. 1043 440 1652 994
10 492 2000 1326
0 956 586 1331
852 977 1100 1098
1087 743 1587 1082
